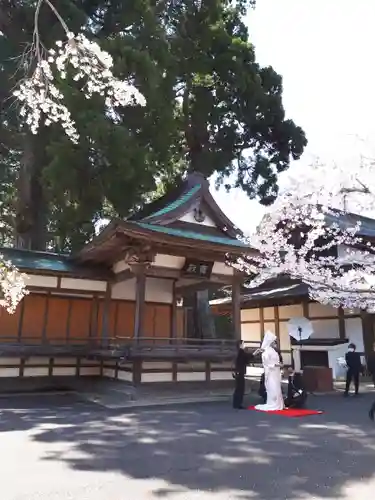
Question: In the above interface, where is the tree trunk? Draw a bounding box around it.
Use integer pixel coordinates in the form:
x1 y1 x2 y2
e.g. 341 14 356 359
183 83 210 173
14 134 48 250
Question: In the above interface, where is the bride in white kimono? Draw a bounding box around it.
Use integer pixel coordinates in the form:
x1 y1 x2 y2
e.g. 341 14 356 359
255 331 284 412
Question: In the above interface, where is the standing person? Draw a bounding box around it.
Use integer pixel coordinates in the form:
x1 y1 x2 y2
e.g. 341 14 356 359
367 343 375 421
255 331 284 412
232 341 250 409
367 342 375 388
370 400 375 421
232 341 260 409
258 346 283 403
344 343 363 397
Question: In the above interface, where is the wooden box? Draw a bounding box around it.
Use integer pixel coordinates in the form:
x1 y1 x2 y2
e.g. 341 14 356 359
302 366 333 392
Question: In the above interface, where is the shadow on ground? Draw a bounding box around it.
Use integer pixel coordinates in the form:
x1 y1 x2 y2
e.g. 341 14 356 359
0 392 374 499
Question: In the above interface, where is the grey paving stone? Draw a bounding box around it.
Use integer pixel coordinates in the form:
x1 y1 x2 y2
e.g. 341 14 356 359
0 391 374 499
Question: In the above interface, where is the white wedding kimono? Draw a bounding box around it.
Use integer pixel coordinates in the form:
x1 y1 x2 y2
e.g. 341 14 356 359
255 331 284 412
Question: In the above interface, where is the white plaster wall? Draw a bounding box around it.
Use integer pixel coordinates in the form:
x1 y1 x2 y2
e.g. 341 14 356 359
241 322 261 343
112 278 173 304
263 307 275 320
145 278 173 303
210 371 233 380
111 279 136 300
23 367 49 377
117 371 133 382
0 368 19 377
309 303 338 317
112 260 130 274
60 277 107 292
142 373 174 383
177 371 206 381
282 352 292 366
80 367 101 376
53 367 76 376
278 321 292 353
264 322 276 335
27 274 58 288
25 357 50 365
212 262 234 276
153 254 185 269
241 308 260 322
345 317 365 352
278 304 303 319
179 209 216 227
142 362 173 370
0 358 21 366
310 319 340 339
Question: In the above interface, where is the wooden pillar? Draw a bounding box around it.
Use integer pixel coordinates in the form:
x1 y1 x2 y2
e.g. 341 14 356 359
361 311 375 356
101 281 112 346
274 305 280 344
232 272 242 341
132 263 147 340
338 307 346 340
302 301 309 318
170 280 178 342
42 293 50 343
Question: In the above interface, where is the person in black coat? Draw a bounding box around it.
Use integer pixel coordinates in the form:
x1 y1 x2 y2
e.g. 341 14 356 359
367 343 375 421
344 343 363 396
370 400 375 421
233 341 260 409
367 342 375 388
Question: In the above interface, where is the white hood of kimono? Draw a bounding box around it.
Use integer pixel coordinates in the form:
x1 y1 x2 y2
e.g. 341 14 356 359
261 331 277 351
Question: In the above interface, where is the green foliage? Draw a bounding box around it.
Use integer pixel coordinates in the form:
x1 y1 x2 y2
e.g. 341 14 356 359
0 0 306 251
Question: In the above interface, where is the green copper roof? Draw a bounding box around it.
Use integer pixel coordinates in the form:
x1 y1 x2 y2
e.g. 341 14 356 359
144 184 201 219
0 248 74 273
134 222 249 248
0 248 110 277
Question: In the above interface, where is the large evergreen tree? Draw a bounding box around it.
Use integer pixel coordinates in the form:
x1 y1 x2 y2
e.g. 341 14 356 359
0 0 307 252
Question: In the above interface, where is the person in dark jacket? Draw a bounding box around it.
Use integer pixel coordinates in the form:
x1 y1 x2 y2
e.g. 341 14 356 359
233 341 260 409
370 400 375 421
344 343 363 396
367 343 375 388
368 343 375 421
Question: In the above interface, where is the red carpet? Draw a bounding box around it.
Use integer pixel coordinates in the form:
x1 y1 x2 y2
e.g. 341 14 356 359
248 406 323 417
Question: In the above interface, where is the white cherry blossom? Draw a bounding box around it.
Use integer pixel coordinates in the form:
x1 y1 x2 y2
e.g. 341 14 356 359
234 160 375 312
0 257 28 314
13 32 146 143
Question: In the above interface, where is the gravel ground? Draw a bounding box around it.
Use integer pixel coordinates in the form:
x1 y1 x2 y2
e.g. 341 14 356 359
0 391 374 500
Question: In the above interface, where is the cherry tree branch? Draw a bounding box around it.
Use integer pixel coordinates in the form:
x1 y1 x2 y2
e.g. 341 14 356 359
232 159 375 312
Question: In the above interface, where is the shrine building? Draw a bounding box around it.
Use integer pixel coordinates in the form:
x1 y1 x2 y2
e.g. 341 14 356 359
0 172 255 386
211 275 375 381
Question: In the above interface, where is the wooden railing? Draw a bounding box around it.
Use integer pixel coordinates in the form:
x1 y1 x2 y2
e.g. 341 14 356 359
0 335 241 358
113 336 237 349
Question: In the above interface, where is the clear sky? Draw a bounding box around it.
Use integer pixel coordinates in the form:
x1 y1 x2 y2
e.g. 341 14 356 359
211 0 375 234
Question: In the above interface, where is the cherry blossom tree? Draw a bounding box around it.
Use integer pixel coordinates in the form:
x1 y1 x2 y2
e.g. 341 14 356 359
0 0 147 313
234 160 375 312
12 0 146 143
0 257 28 313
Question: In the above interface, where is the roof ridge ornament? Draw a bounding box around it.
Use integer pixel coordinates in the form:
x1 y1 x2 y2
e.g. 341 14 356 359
193 205 206 223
